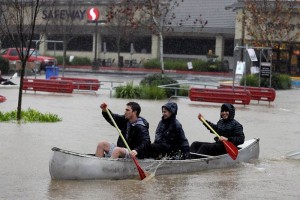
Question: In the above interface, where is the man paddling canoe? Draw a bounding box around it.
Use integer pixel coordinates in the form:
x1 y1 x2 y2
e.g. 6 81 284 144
95 102 151 159
190 103 245 158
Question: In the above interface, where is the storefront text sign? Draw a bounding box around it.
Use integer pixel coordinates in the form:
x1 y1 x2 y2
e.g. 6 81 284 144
42 9 86 20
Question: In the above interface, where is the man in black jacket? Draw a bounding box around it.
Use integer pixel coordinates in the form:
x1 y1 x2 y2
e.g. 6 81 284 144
190 103 245 156
95 102 151 159
148 102 190 160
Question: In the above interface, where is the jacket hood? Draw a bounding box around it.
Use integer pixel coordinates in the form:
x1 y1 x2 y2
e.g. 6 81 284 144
220 103 235 120
132 117 149 128
162 102 178 116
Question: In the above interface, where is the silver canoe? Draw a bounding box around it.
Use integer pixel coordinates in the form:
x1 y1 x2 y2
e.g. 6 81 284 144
49 138 260 180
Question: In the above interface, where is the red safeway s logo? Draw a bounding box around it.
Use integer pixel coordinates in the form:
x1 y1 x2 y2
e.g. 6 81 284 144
87 7 100 21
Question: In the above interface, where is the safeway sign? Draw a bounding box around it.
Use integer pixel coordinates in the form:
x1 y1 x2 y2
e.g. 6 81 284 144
87 7 100 21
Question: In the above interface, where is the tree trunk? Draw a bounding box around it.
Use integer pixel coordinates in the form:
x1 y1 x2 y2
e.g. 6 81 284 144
117 36 122 68
17 61 26 120
63 34 67 77
159 32 164 74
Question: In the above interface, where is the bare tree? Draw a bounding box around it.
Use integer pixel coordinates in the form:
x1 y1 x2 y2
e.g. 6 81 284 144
106 0 140 67
105 0 206 73
0 0 53 120
243 0 300 73
134 0 207 74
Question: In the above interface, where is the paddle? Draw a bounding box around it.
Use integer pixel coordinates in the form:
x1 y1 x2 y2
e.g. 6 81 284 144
285 150 300 159
198 114 239 160
104 105 148 180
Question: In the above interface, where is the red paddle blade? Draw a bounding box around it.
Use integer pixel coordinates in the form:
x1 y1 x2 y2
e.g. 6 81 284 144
132 156 147 180
223 140 239 160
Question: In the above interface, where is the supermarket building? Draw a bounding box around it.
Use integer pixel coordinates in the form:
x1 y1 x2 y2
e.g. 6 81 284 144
1 0 240 70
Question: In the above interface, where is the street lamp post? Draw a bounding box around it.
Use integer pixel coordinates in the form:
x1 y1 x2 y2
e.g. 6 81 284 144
92 20 100 69
87 7 107 70
91 20 107 70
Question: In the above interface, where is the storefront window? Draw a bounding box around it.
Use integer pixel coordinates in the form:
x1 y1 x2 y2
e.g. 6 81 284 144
102 36 151 53
47 35 93 51
272 42 300 74
224 39 234 56
163 37 215 55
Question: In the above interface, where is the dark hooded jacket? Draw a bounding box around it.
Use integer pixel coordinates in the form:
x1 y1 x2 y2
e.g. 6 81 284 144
205 103 245 146
102 110 151 159
152 102 190 159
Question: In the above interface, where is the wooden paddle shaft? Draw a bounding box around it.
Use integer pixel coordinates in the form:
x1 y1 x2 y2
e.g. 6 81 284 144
105 108 132 151
200 116 221 139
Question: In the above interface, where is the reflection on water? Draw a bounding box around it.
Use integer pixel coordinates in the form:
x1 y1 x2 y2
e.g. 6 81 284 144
1 74 300 200
208 170 239 199
47 175 195 200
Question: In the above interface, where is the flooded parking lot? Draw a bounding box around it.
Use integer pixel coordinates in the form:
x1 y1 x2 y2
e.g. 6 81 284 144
1 73 300 200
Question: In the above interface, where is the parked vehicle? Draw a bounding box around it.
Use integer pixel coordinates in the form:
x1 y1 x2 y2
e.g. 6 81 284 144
0 48 57 72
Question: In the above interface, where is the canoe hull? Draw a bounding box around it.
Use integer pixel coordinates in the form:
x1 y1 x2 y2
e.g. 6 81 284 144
49 138 260 180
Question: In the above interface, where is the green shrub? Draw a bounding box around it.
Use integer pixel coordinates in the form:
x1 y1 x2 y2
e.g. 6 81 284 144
164 59 187 70
0 108 62 122
72 56 92 65
0 57 10 74
189 60 209 71
177 85 190 96
115 82 141 99
140 74 178 97
240 74 259 87
55 56 65 65
115 83 168 100
142 58 227 72
240 73 291 89
208 64 218 71
139 85 166 99
143 59 160 69
270 73 291 89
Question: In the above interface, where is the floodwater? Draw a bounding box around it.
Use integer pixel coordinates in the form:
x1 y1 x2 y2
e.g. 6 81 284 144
1 72 300 200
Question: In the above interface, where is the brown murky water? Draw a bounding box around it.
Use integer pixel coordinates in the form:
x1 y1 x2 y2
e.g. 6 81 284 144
1 73 300 200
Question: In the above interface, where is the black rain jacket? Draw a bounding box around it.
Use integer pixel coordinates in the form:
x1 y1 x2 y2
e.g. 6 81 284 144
206 103 245 146
205 103 245 146
102 110 151 159
153 102 190 158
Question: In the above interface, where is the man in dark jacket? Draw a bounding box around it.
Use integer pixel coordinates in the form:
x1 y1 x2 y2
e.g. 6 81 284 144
190 103 245 156
149 102 190 160
95 102 151 159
